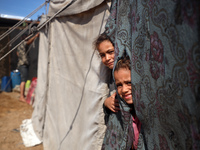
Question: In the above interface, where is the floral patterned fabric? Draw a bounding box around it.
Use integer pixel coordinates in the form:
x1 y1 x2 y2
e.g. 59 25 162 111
102 96 135 150
105 0 200 149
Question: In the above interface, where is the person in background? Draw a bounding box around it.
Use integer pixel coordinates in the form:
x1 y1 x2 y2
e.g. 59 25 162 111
17 32 39 103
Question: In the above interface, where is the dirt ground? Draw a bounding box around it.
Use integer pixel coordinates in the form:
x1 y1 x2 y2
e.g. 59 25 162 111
0 91 43 150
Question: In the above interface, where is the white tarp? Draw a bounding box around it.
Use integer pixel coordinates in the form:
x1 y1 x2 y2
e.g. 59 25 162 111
30 1 111 149
20 119 42 147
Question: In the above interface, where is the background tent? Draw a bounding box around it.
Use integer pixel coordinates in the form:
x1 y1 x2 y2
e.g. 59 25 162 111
31 0 111 150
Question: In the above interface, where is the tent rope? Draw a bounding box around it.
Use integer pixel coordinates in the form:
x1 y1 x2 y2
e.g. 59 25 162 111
0 1 49 41
0 33 34 61
0 0 78 62
0 21 38 54
37 0 77 31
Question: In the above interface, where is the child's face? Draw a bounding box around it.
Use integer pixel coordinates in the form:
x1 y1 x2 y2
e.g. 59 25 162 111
114 68 133 104
98 40 115 69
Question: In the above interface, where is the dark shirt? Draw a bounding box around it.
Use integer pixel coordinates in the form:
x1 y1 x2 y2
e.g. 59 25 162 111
17 41 29 68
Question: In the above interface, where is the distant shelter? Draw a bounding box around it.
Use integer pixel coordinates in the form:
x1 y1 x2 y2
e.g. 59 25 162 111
0 16 39 81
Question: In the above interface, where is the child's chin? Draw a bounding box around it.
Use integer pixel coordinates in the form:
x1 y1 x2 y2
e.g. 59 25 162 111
125 99 133 104
108 65 113 69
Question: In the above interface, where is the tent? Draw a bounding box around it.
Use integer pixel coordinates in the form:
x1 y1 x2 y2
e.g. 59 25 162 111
28 0 112 150
20 0 200 150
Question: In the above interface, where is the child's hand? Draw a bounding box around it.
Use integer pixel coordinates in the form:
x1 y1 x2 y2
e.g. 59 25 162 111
104 92 120 112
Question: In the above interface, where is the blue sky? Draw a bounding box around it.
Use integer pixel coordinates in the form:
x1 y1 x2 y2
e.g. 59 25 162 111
0 0 49 20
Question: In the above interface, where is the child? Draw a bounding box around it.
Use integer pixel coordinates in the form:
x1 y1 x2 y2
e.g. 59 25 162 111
94 33 120 113
102 56 141 150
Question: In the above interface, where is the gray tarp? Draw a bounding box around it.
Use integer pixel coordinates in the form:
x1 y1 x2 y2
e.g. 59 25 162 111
48 0 105 16
31 1 111 149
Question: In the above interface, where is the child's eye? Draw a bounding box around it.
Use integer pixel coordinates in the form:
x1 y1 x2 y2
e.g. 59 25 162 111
116 83 122 87
99 54 105 58
108 50 114 54
125 81 131 85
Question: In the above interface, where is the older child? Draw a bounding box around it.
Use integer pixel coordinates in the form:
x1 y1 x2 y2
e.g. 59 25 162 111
94 33 120 113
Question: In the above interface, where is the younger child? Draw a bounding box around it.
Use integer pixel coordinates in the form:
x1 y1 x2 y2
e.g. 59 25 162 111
102 56 141 150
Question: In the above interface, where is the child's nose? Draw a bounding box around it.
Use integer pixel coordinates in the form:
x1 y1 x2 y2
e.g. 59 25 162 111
122 85 128 93
105 54 110 61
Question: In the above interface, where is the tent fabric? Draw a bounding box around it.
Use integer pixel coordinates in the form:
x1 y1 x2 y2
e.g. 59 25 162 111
105 0 200 149
31 17 50 142
48 0 106 17
31 1 111 150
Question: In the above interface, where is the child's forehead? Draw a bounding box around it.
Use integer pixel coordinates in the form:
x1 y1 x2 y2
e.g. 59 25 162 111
114 68 131 76
114 67 130 73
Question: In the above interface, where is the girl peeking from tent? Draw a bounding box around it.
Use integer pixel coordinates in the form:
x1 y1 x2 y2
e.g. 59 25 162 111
94 33 141 150
94 33 120 114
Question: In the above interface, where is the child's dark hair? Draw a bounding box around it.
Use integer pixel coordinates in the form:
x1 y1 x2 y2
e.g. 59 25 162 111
114 56 130 72
93 32 114 50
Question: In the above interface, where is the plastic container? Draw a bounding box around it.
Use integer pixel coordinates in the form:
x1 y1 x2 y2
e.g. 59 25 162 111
1 76 12 92
10 70 21 89
25 80 31 90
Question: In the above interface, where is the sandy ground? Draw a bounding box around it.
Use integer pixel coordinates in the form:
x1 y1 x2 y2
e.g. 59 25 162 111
0 91 43 150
